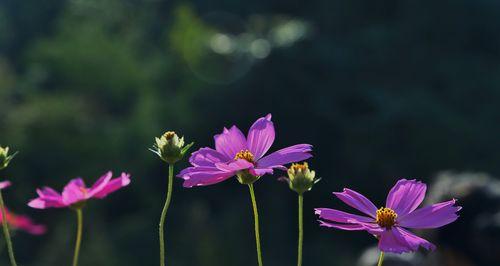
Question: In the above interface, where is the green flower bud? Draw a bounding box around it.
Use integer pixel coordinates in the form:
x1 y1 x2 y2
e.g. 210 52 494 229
0 146 17 171
286 162 319 194
150 131 194 164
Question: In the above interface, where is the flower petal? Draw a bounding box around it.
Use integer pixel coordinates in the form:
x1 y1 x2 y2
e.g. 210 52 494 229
247 114 275 159
214 126 247 159
62 178 88 205
398 199 461 229
379 227 436 254
395 227 436 252
257 144 312 168
333 189 378 218
249 168 274 176
318 220 383 234
378 228 414 254
316 208 383 234
28 188 65 209
318 220 368 231
87 171 113 197
92 173 131 199
215 159 254 172
189 147 229 167
28 199 58 209
386 179 427 216
5 212 47 235
0 181 11 190
315 208 373 223
179 166 234 188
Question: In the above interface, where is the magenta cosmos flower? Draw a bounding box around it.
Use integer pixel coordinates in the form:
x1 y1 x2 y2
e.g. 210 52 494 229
0 181 46 235
28 172 131 209
1 208 47 235
315 179 461 254
178 114 313 187
0 181 11 190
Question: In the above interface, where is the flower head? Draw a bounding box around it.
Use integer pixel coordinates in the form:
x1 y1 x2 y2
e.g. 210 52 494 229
315 179 461 254
0 181 12 190
151 131 194 164
28 172 131 209
178 114 313 187
283 162 319 194
1 209 47 235
0 180 46 235
0 146 17 171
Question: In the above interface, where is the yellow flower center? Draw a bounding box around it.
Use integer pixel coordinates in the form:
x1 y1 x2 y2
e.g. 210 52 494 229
376 207 397 228
163 131 176 140
234 149 255 163
290 162 309 172
79 187 89 197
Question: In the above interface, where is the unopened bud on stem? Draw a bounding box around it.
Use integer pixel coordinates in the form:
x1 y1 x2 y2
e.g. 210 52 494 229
0 146 17 171
150 131 193 164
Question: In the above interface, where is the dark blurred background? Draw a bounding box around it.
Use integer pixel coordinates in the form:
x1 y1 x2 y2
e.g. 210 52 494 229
1 0 500 265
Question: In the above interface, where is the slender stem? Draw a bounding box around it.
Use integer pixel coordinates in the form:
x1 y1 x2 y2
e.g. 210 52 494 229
72 208 83 266
297 194 304 266
0 189 17 266
377 251 385 266
248 184 263 266
159 164 174 266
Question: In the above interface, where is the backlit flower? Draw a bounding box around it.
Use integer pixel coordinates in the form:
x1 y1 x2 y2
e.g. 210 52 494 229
178 114 312 187
0 181 46 235
28 172 131 209
0 208 46 235
0 181 11 190
315 179 461 254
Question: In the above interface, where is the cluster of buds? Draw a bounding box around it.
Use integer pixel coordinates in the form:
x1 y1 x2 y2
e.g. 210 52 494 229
0 146 17 171
151 131 193 164
283 162 319 194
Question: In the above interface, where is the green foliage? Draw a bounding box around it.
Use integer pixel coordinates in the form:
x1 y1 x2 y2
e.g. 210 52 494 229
170 5 215 67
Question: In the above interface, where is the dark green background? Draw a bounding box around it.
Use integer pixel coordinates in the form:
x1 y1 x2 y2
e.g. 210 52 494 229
0 0 499 265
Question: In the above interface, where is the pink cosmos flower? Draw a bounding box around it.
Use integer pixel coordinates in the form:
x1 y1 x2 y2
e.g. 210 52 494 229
28 172 131 209
0 181 11 190
0 208 46 235
315 179 461 254
178 114 313 187
0 180 46 235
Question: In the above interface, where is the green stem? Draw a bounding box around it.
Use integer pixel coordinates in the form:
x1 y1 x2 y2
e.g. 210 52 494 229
0 189 17 266
297 194 303 266
377 251 385 266
159 164 174 266
72 208 83 266
248 184 263 266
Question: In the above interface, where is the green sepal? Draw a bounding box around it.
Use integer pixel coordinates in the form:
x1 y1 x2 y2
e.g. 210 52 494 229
69 201 86 210
236 170 260 185
181 142 194 156
0 150 18 171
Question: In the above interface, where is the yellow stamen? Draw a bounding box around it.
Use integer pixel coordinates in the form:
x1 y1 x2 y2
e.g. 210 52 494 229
376 207 397 228
290 162 309 172
163 131 176 140
234 149 255 163
79 187 88 196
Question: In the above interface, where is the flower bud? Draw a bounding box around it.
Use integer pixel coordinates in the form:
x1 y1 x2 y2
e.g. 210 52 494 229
151 131 194 164
285 162 319 194
0 146 17 171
